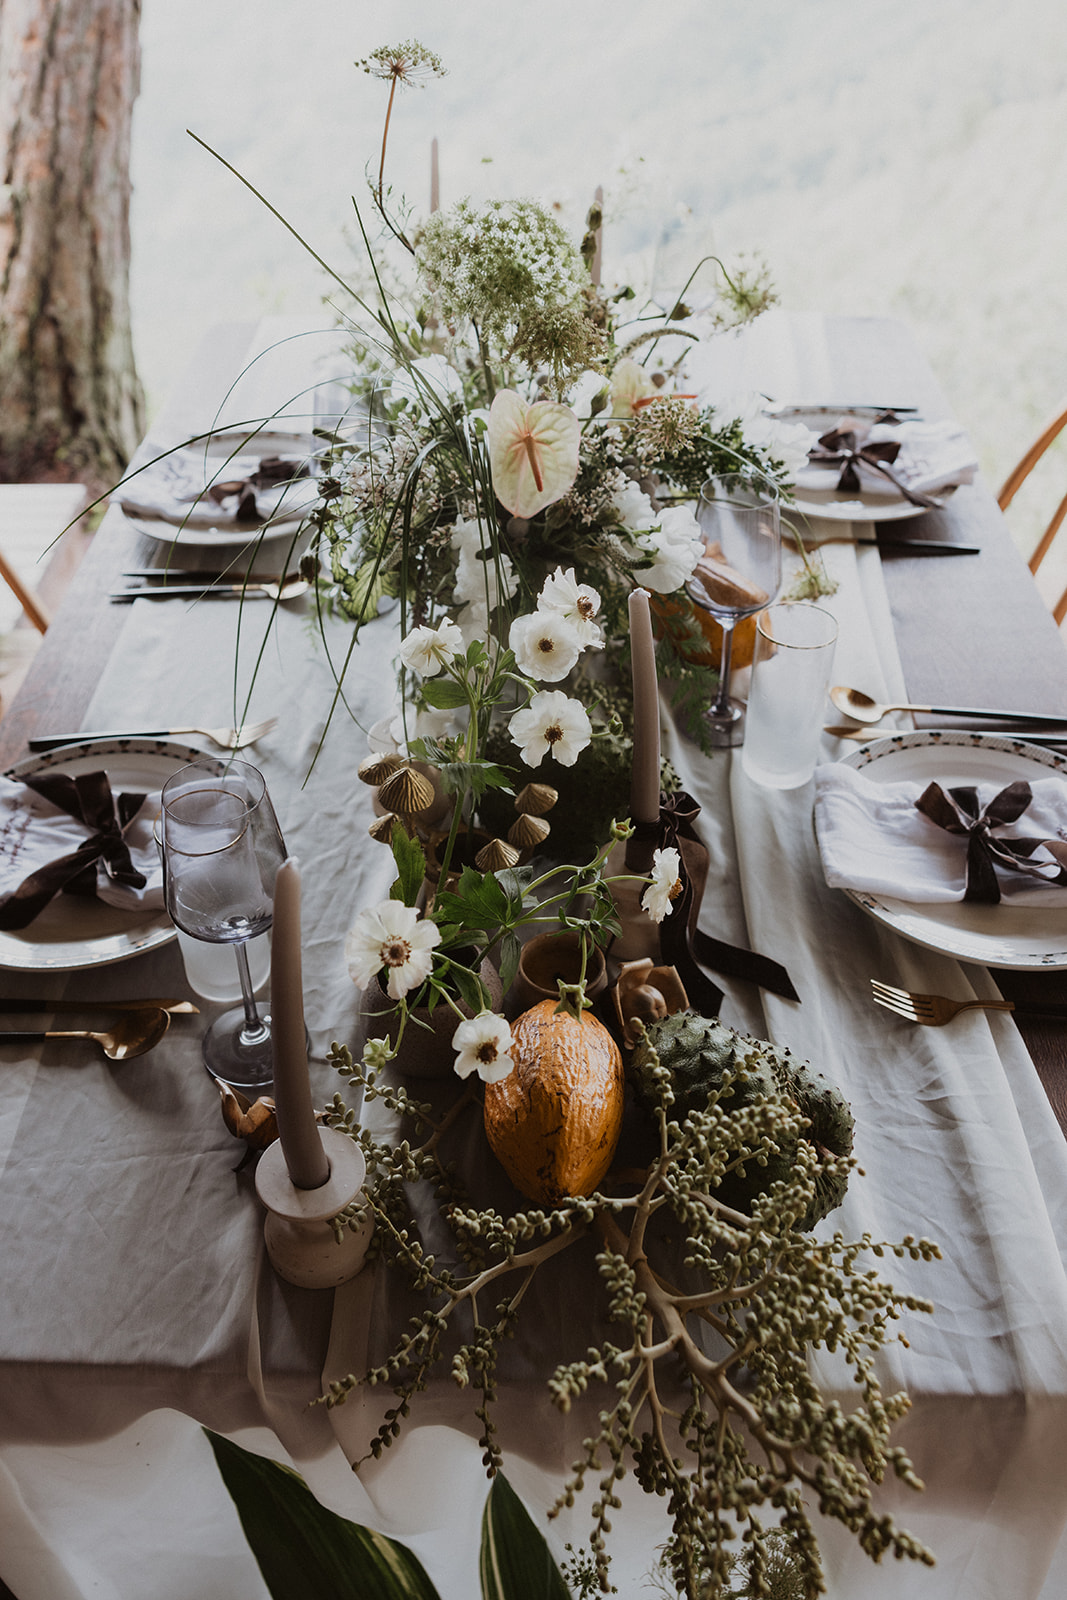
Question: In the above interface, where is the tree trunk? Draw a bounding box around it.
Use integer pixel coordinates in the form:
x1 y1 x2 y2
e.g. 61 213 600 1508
0 0 145 487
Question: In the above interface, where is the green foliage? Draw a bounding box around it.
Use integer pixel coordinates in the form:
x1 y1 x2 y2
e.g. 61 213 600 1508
480 1474 571 1600
389 824 427 907
322 1033 941 1600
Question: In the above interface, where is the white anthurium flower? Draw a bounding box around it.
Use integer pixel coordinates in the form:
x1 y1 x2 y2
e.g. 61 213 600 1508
509 610 583 683
508 690 592 768
487 389 581 518
569 368 611 420
345 901 441 1001
611 480 658 533
609 356 659 418
641 847 683 924
537 566 604 650
452 1011 514 1083
635 504 705 594
390 354 464 414
398 618 464 677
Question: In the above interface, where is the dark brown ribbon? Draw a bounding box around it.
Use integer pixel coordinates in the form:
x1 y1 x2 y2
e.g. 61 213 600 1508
628 791 800 1013
0 772 147 931
915 779 1067 904
206 457 310 524
809 422 941 510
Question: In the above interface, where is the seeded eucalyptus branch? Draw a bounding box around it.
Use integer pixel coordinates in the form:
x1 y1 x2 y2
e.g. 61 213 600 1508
321 1033 939 1598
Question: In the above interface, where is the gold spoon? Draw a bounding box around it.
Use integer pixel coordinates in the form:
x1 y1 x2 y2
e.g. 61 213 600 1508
0 1009 171 1060
829 686 1067 728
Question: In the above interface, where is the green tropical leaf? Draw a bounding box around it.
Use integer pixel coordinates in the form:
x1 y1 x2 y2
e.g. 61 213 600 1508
389 824 427 907
479 1473 570 1600
433 866 510 931
498 931 522 997
204 1430 442 1600
420 678 470 710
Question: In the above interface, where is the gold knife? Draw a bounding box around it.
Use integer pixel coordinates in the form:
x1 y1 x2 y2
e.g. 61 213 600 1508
0 998 199 1015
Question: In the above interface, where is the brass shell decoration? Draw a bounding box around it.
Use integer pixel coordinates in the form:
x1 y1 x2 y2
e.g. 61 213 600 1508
377 764 436 817
368 812 400 844
514 782 558 817
358 752 405 787
508 813 551 850
475 836 521 872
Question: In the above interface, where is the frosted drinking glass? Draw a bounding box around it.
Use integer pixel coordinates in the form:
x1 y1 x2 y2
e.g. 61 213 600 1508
176 929 270 1003
741 603 838 789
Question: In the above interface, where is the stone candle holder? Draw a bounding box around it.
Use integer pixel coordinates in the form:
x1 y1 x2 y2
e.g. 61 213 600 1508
255 1126 374 1289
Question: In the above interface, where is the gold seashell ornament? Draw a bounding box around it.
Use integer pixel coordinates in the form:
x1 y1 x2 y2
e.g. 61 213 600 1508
514 783 558 817
377 764 436 817
368 812 400 844
475 837 521 872
508 813 551 850
358 752 405 787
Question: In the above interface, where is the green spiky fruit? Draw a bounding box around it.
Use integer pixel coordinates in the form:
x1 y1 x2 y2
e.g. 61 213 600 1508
630 1012 854 1230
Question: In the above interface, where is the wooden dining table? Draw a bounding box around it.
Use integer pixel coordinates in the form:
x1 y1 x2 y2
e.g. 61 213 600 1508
2 311 1067 1600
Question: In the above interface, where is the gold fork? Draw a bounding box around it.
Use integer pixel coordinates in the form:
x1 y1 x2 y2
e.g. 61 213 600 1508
870 979 1015 1026
28 717 277 754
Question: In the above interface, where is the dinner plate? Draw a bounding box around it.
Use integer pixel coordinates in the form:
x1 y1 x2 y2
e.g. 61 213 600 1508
0 739 222 971
783 409 958 523
123 509 310 550
121 430 320 547
821 731 1067 969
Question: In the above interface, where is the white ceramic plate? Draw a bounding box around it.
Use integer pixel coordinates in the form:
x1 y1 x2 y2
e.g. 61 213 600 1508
0 740 222 971
821 731 1067 969
782 409 958 523
122 431 318 547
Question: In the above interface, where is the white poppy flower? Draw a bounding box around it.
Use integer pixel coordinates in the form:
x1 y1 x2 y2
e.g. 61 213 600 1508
508 690 592 768
641 847 683 924
345 901 441 1000
398 618 464 677
508 610 583 682
612 481 658 532
635 504 704 594
452 1011 514 1083
537 567 604 650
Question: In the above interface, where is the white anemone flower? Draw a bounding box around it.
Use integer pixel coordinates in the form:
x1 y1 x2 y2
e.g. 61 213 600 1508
537 567 604 650
452 1011 514 1083
398 618 465 677
641 847 683 924
635 505 705 594
453 541 517 614
612 481 658 533
508 690 592 768
509 610 583 682
345 901 441 1000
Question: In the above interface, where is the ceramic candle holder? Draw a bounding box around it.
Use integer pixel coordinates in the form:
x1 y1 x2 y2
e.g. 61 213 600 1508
255 1126 374 1289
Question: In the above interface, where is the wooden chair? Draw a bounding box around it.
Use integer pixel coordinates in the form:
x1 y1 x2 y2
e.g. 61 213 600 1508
997 401 1067 624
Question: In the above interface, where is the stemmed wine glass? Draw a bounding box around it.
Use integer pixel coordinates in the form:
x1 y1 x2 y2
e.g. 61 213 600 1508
160 758 286 1090
685 477 782 747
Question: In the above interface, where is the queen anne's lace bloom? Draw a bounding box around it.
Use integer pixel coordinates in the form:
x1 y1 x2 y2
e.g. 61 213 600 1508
345 901 441 1000
508 690 592 768
452 1011 514 1083
641 847 683 923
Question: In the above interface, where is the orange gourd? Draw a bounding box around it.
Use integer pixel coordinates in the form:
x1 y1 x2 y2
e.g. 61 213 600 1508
483 1001 624 1204
649 593 758 671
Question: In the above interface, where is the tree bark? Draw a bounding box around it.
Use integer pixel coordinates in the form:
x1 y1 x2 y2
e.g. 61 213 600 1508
0 0 145 486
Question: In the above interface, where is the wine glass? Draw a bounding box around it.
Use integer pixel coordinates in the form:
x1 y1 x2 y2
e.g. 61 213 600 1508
686 478 781 747
160 758 286 1090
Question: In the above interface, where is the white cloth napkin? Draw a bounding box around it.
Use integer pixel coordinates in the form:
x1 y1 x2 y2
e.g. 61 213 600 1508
795 417 978 499
813 761 1067 903
0 774 164 917
118 448 319 527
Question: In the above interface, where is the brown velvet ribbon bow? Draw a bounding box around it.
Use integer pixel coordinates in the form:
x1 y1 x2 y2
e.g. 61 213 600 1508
629 790 800 1015
915 779 1067 904
0 771 148 931
809 420 941 510
206 456 310 524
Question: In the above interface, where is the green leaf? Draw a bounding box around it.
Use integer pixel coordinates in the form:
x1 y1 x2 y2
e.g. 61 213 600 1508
435 761 513 802
447 959 490 1014
204 1430 442 1600
420 678 470 710
433 866 510 932
498 931 522 997
479 1472 570 1600
390 824 427 908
